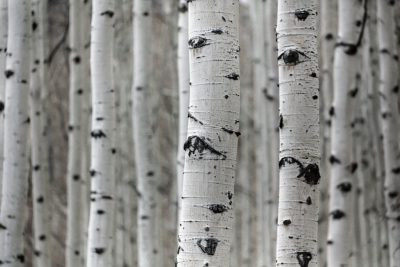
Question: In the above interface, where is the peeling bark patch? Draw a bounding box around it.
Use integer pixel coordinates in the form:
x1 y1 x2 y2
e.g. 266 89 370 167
197 238 219 255
188 112 203 125
297 164 320 185
225 73 239 80
283 219 291 226
5 70 14 78
296 252 312 267
331 210 346 219
184 136 226 159
294 10 310 21
329 155 341 164
337 182 352 193
94 248 106 254
208 204 228 213
91 130 107 139
100 10 114 17
188 37 208 49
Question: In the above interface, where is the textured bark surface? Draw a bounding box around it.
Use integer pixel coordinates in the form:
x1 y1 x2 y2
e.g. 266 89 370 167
176 0 240 266
0 0 31 266
377 1 400 266
86 0 116 266
276 0 320 266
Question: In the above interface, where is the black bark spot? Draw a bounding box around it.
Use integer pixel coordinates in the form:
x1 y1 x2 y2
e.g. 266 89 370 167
178 3 188 13
279 50 299 65
142 12 149 16
227 191 233 200
141 215 149 220
329 107 335 116
327 240 333 245
188 112 203 125
279 114 284 129
310 72 317 78
32 21 38 31
392 86 399 93
97 210 105 215
306 196 312 205
208 204 228 214
111 148 116 154
73 174 80 181
16 254 25 263
347 162 358 173
388 191 398 198
197 238 219 255
0 101 4 112
37 196 44 203
146 171 154 176
225 73 239 80
33 165 40 171
94 248 106 254
392 167 400 174
221 127 240 137
382 112 391 119
39 235 46 241
297 164 320 185
188 37 208 49
294 10 310 21
91 130 107 139
34 250 41 257
296 252 312 267
331 210 346 219
89 169 97 177
73 56 81 64
74 250 80 255
325 33 334 40
329 155 341 164
222 16 226 22
77 88 83 95
349 88 358 97
283 219 291 226
184 136 226 159
337 182 352 193
24 117 30 124
5 70 14 78
0 223 6 230
312 95 318 99
21 79 27 84
100 10 114 17
101 195 113 200
211 29 223 34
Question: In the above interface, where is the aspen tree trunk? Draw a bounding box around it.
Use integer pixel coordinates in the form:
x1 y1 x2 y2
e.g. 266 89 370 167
265 0 279 264
327 0 365 266
0 0 31 265
176 0 240 266
377 1 400 266
86 0 116 266
30 0 50 266
0 0 7 206
66 0 84 265
177 0 189 223
276 0 320 266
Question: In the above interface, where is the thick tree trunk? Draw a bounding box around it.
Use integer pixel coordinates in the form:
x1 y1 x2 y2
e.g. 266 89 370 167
0 0 7 206
30 0 51 266
66 0 84 265
176 0 240 266
327 0 365 266
275 0 320 266
377 1 400 266
86 0 116 266
0 0 31 265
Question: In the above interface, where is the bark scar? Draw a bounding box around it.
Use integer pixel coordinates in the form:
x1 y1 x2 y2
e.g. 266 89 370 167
279 157 320 185
197 238 219 255
184 136 226 159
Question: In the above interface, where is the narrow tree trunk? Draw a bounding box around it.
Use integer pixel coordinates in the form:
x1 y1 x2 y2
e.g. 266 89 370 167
86 1 116 266
66 0 84 265
176 0 240 266
377 1 400 266
0 0 31 265
30 0 50 266
0 0 7 206
275 0 320 266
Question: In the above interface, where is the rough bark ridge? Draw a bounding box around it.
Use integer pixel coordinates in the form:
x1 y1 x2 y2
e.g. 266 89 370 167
176 0 240 266
66 0 84 266
327 0 365 266
0 0 31 266
275 0 320 266
30 0 51 266
377 0 400 266
86 0 116 266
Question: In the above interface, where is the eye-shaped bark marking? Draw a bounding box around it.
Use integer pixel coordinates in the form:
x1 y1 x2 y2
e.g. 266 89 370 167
197 238 219 255
94 248 106 255
294 10 310 21
207 204 229 214
91 130 107 139
297 252 312 267
278 49 309 65
283 219 291 226
188 37 208 49
337 182 352 193
184 136 226 159
331 210 346 219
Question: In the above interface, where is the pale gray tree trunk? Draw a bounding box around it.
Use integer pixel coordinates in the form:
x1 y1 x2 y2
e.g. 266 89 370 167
86 0 116 266
66 0 84 265
176 0 240 266
30 0 50 266
0 0 7 206
0 0 31 265
377 1 400 266
276 0 320 266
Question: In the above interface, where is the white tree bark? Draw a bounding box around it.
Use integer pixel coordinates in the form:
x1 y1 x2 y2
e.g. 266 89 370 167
327 0 365 266
377 1 400 266
30 0 50 266
176 0 240 266
66 0 84 265
0 0 7 207
276 0 320 266
0 0 31 265
177 0 190 227
86 1 116 266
